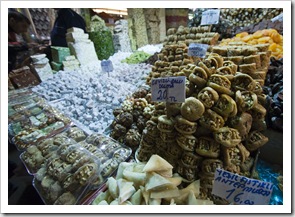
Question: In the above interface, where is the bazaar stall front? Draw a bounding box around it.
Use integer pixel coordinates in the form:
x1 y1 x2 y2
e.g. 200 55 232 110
7 7 285 207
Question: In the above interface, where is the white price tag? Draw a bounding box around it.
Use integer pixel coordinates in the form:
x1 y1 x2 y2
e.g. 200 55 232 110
201 9 220 25
271 13 283 22
212 168 274 205
188 43 209 57
151 76 186 103
101 60 113 73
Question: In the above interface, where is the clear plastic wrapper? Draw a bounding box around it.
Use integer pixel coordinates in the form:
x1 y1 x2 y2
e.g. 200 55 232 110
8 96 45 117
9 104 72 151
8 104 44 124
8 91 39 106
81 133 132 189
58 125 89 143
20 135 78 175
8 87 33 98
32 144 102 205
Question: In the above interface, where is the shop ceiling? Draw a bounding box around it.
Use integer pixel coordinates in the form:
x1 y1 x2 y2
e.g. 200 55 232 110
92 8 128 16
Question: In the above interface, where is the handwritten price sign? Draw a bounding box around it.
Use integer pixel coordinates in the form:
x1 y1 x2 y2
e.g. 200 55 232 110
212 168 274 205
201 9 220 25
101 60 113 73
271 13 283 22
151 76 186 103
188 43 209 58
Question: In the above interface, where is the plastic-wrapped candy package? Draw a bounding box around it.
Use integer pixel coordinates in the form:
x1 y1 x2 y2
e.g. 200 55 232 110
8 91 40 106
33 144 102 205
8 96 45 117
8 104 44 130
256 159 283 205
20 133 78 174
9 104 72 151
82 133 132 189
8 87 33 97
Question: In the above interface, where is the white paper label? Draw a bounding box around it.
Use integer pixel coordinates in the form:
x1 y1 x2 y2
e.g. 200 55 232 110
271 13 283 22
212 168 274 205
151 76 186 103
201 9 220 25
101 60 113 73
188 43 209 57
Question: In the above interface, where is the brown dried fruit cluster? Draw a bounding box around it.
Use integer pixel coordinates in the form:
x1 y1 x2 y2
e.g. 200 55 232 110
136 49 269 201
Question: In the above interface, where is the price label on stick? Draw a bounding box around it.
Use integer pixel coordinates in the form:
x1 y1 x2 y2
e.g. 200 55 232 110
188 43 209 57
271 13 283 22
201 9 220 25
212 168 274 205
151 76 186 103
101 60 113 73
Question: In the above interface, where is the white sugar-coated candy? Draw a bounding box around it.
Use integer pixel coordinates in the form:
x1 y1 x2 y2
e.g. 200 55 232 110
32 45 160 133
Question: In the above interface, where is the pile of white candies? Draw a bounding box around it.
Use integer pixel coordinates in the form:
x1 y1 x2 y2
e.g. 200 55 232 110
32 45 162 134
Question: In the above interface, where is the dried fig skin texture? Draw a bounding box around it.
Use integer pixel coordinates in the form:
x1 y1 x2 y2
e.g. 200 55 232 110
174 115 197 135
181 97 205 122
157 115 175 133
212 94 237 118
235 90 258 112
201 159 224 175
213 127 241 148
188 66 208 88
207 74 232 95
176 133 197 152
197 87 219 109
195 137 221 158
208 53 224 69
197 61 212 77
228 112 253 141
232 74 256 92
199 109 225 132
245 131 269 152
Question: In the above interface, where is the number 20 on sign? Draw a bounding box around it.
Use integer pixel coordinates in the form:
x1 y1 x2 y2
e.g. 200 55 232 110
151 76 186 103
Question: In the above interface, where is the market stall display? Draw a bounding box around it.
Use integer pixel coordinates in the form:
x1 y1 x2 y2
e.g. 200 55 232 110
67 27 99 65
189 8 283 39
30 53 53 81
33 143 101 205
135 43 269 202
31 47 157 134
164 25 219 46
91 154 214 205
8 7 284 206
113 19 133 53
121 51 151 64
219 29 283 59
88 16 115 60
9 66 40 89
263 57 283 131
30 130 132 205
8 102 72 151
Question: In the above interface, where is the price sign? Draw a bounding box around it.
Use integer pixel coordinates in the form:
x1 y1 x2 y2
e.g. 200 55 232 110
151 76 186 103
212 168 274 205
188 43 209 57
101 60 113 73
271 13 283 22
201 9 220 25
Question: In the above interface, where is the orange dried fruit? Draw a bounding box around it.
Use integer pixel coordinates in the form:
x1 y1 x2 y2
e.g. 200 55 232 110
258 36 271 43
253 30 263 39
269 43 277 52
242 35 253 42
271 32 282 43
236 32 249 38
